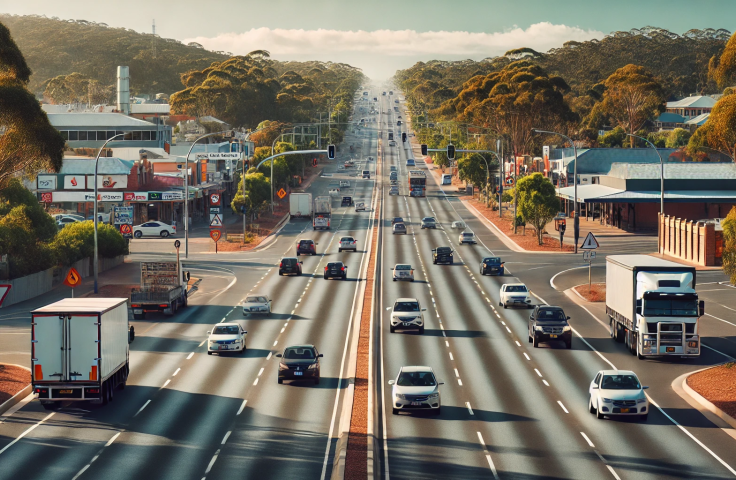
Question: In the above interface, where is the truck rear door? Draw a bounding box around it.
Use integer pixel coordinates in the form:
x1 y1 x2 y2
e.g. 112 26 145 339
68 315 99 382
33 315 64 382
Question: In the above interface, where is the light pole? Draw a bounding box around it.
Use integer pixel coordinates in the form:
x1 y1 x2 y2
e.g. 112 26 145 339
93 133 125 294
533 129 578 253
624 133 664 215
183 130 232 258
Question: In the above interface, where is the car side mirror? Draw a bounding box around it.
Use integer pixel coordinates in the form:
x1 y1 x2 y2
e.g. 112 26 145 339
635 306 642 315
316 243 319 245
244 331 248 334
643 386 649 390
275 353 283 358
207 331 211 335
438 381 445 385
567 316 571 320
128 326 135 343
388 380 395 385
699 300 705 316
318 353 324 357
529 315 533 320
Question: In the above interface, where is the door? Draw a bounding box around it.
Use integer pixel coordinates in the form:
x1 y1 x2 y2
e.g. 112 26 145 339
33 315 64 382
68 316 99 382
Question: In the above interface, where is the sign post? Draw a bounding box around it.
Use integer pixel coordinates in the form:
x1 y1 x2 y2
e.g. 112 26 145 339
174 240 181 281
580 232 599 293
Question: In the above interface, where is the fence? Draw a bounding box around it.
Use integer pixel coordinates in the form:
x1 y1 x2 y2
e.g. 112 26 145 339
658 213 720 266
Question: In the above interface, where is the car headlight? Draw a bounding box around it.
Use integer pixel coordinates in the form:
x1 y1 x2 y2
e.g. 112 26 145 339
562 326 571 332
602 398 612 403
429 393 439 399
279 363 289 371
208 340 215 345
482 263 487 268
308 363 318 370
637 397 647 404
534 326 544 331
395 393 406 400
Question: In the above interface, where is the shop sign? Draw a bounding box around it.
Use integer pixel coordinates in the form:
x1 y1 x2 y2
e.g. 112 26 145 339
148 192 162 201
85 175 128 189
64 175 86 189
37 175 57 190
113 206 134 225
124 192 148 201
98 192 124 202
162 192 184 200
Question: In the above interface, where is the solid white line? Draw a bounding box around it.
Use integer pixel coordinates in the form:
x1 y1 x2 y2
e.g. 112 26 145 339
186 352 194 360
523 353 530 360
466 402 474 415
273 340 278 346
0 412 55 456
258 368 264 377
162 379 170 388
173 368 181 376
71 465 90 480
607 465 622 480
557 401 569 414
549 265 588 289
237 400 247 415
534 369 542 377
705 313 736 328
221 431 231 445
204 449 220 474
580 432 595 448
134 400 151 417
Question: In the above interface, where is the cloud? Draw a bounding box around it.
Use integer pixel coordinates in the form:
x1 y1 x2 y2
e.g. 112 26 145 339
184 22 603 58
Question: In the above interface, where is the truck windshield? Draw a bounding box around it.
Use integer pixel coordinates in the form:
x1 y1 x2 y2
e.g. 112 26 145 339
643 298 698 316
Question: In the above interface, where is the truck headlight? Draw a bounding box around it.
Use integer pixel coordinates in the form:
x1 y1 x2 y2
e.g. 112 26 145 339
562 326 571 332
535 326 544 331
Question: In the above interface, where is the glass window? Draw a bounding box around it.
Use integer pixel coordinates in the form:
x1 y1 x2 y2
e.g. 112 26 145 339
394 302 419 312
397 371 436 387
68 131 78 140
150 131 157 141
600 375 641 390
284 348 315 359
88 131 98 140
213 326 239 335
77 131 88 141
142 131 151 141
107 131 117 139
537 308 566 321
132 131 142 141
506 285 528 293
643 298 698 316
246 296 267 303
97 131 107 141
395 265 411 270
124 131 133 140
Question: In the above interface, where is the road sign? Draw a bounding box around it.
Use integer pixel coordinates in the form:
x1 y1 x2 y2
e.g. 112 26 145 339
113 206 134 225
209 206 221 214
174 240 181 249
210 214 223 227
120 224 133 237
583 251 596 261
277 188 287 199
0 285 10 307
210 229 222 242
581 232 600 250
210 193 221 206
63 267 82 288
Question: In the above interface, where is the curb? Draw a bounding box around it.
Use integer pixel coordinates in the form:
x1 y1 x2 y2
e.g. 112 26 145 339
674 368 736 434
0 364 32 417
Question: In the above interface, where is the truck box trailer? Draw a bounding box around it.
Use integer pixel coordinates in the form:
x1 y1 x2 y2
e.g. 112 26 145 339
32 298 133 408
313 196 332 230
130 262 188 319
606 255 703 359
289 193 313 219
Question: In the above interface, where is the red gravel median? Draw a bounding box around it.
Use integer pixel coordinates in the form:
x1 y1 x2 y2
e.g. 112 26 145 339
573 283 606 302
0 364 31 405
687 362 736 419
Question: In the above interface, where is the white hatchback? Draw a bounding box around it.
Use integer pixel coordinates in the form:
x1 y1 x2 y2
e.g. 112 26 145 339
339 236 358 252
499 283 532 309
589 370 649 421
242 294 271 316
388 366 443 415
207 323 247 354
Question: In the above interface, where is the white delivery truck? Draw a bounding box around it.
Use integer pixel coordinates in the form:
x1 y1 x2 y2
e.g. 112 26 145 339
606 255 703 359
289 193 313 219
313 195 332 230
32 298 133 409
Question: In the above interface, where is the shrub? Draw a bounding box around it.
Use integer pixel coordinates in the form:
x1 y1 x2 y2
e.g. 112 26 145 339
52 221 127 266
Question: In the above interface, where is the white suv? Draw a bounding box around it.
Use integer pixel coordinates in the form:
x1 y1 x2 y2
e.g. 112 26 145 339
392 264 414 282
390 298 427 333
388 366 443 415
339 236 358 252
499 283 532 309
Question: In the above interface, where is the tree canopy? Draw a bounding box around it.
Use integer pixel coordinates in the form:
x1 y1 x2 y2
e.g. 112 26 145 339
709 30 736 90
687 93 736 160
515 173 559 245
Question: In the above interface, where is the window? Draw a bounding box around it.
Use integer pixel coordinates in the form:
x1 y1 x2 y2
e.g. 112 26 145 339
397 371 436 387
68 131 78 140
246 296 267 303
77 131 88 141
142 131 151 141
124 131 133 140
60 131 69 140
107 131 117 139
536 308 566 321
97 131 107 141
643 298 698 316
394 302 420 312
132 131 142 141
213 325 240 335
88 131 98 141
506 285 528 293
600 375 641 390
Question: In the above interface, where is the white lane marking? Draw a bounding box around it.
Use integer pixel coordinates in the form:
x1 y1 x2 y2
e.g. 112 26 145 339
273 340 278 346
237 400 247 415
543 380 550 387
580 432 595 448
186 352 194 360
198 340 206 347
0 412 55 456
607 465 622 480
445 341 450 347
134 400 151 417
173 368 181 376
205 449 220 474
258 368 264 377
162 379 171 388
458 379 463 386
569 326 617 370
557 401 569 414
476 432 500 480
253 378 259 386
267 352 272 360
523 353 530 360
534 369 543 377
105 432 121 447
549 265 589 289
702 343 735 361
515 341 521 347
454 368 460 377
71 465 90 480
221 431 231 445
500 321 506 326
705 312 736 328
449 352 454 361
505 326 512 333
281 328 285 333
466 402 474 415
284 322 288 327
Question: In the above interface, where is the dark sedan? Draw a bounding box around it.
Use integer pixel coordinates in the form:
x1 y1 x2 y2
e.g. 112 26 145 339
296 239 317 255
324 261 348 280
277 345 323 384
528 306 572 349
279 257 303 276
480 257 504 275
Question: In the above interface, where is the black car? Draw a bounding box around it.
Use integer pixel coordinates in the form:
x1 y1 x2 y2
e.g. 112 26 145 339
279 257 303 276
341 196 353 207
432 246 453 264
276 345 323 384
480 257 504 275
528 306 572 349
324 261 348 280
296 239 317 255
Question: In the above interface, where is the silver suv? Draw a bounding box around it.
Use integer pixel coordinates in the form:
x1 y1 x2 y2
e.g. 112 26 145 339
421 217 437 229
390 298 427 333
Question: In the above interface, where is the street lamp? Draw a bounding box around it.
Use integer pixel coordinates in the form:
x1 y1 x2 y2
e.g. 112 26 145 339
624 133 664 215
533 129 579 253
93 133 125 294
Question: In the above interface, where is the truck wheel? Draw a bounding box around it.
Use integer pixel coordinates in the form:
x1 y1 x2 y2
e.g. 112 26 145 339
609 319 615 339
42 401 61 411
101 381 109 405
533 336 539 348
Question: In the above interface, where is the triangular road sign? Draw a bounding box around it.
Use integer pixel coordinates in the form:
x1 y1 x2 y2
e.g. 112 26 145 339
0 285 10 307
580 232 599 250
210 214 223 227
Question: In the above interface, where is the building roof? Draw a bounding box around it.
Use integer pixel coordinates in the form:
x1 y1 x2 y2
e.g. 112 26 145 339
685 113 710 125
608 162 736 180
47 112 157 128
557 185 736 203
59 157 135 175
558 184 624 202
566 148 679 175
666 96 717 109
655 112 685 123
131 104 171 115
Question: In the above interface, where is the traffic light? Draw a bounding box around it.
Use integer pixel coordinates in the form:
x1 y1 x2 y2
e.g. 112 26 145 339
397 121 402 126
402 132 407 143
447 144 455 160
421 144 428 156
328 144 336 159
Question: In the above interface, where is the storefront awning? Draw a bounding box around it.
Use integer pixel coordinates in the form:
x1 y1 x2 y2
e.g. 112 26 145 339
557 185 623 202
558 185 736 203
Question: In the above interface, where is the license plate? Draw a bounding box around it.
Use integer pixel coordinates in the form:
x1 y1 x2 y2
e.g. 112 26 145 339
402 322 412 326
550 334 557 338
59 389 73 394
294 371 303 376
219 345 228 350
666 347 675 353
620 408 630 413
411 402 422 406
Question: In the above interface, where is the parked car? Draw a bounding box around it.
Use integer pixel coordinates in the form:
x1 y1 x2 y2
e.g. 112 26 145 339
393 264 414 282
296 239 318 255
389 366 443 415
242 294 272 316
421 217 437 229
87 212 111 223
355 202 367 212
276 345 323 384
54 213 85 223
389 298 427 333
340 180 351 188
207 323 247 355
528 306 572 348
589 370 649 421
459 231 477 244
362 170 370 179
324 261 348 280
279 257 303 276
56 216 81 229
392 223 407 235
133 221 176 238
339 236 358 252
480 257 504 275
499 283 532 309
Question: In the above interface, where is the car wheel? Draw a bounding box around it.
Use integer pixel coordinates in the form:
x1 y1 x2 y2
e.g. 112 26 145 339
419 325 424 334
410 279 414 282
499 302 503 307
434 407 441 416
390 325 395 333
314 376 320 385
324 274 328 279
298 271 302 276
589 397 596 414
533 336 539 348
528 334 532 343
160 231 169 238
296 252 300 256
503 304 507 309
134 231 142 238
393 278 397 281
207 351 212 355
392 408 399 415
278 378 283 384
279 272 283 276
640 414 648 422
339 248 342 252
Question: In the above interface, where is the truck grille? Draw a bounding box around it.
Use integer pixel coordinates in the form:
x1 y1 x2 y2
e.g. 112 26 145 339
659 333 682 345
542 327 563 334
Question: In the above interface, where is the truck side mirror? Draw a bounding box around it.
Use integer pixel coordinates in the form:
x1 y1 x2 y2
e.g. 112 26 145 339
129 326 135 343
636 306 642 315
699 300 705 317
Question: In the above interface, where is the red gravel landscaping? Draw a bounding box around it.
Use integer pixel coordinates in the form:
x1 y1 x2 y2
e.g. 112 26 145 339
0 364 31 405
574 283 606 302
687 362 736 419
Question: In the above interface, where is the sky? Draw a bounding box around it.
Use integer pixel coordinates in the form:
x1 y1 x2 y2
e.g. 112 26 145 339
2 0 735 79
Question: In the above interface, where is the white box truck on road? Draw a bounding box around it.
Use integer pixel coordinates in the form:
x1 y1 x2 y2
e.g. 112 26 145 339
289 193 312 219
32 298 133 409
606 255 703 359
313 196 332 230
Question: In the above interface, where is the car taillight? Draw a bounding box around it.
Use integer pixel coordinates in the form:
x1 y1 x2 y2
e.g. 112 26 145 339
341 267 345 271
280 262 283 267
172 226 176 231
325 266 328 270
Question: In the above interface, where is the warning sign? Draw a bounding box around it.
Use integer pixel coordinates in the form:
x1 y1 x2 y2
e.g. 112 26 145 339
0 285 11 307
210 193 221 206
210 229 222 242
581 232 599 250
277 188 287 199
210 214 223 227
64 267 82 288
120 224 133 237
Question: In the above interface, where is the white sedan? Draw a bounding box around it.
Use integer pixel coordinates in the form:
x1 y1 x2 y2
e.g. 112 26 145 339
207 323 247 354
339 236 358 252
459 231 476 244
589 370 649 421
388 366 443 415
242 294 271 316
392 264 414 282
499 283 532 309
133 221 176 238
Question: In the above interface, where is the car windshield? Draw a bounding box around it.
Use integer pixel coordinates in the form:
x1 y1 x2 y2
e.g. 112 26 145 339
246 296 267 303
436 247 451 253
327 262 343 268
394 224 405 229
393 218 403 222
282 258 296 265
284 348 316 360
537 309 566 321
506 285 528 293
394 302 419 312
341 237 354 242
463 233 474 237
213 326 239 335
423 218 435 222
600 375 641 390
397 371 437 387
484 257 501 264
395 265 411 270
